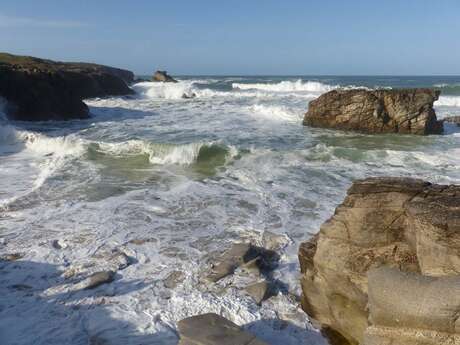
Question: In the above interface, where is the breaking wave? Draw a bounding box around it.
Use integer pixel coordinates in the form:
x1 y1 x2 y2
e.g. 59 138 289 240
93 140 238 166
247 104 302 122
435 95 460 107
232 80 335 93
132 81 197 100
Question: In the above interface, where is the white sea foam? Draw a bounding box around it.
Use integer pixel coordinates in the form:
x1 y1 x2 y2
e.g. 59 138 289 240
233 80 335 93
133 81 197 99
435 95 460 107
247 104 302 122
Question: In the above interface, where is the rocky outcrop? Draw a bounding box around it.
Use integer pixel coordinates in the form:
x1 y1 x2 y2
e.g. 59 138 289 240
303 89 443 135
177 313 267 345
298 177 460 345
0 52 134 121
152 70 177 83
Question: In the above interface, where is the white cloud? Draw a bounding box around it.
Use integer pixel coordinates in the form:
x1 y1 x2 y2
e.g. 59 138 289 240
0 13 87 28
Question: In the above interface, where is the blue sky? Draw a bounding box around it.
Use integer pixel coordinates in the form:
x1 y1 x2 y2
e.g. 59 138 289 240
1 0 459 75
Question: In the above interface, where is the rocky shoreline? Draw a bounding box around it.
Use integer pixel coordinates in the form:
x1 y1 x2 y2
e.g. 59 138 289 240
0 52 135 121
299 177 460 345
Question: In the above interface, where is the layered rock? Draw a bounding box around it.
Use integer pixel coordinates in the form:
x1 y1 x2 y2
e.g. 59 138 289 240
0 52 134 121
299 177 460 345
303 89 443 135
152 70 177 83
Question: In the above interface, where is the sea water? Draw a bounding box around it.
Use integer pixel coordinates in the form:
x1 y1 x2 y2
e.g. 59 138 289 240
1 76 460 345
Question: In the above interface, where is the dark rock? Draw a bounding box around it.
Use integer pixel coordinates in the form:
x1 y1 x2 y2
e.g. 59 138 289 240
182 92 196 99
299 177 460 345
152 70 177 83
177 313 268 345
303 89 443 135
0 52 134 121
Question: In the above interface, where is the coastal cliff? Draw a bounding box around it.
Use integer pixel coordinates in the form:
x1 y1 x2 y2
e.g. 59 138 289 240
299 177 460 345
303 89 443 135
0 52 134 121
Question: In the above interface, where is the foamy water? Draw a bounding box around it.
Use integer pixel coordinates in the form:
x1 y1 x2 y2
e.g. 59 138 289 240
1 76 460 345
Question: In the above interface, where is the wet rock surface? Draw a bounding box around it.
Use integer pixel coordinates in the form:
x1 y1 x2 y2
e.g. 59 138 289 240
303 89 443 135
152 70 177 83
0 52 134 121
299 177 460 345
177 313 268 345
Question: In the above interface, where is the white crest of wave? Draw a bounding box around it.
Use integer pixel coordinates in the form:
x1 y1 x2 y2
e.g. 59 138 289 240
97 140 206 165
232 80 335 93
248 104 301 122
435 96 460 107
132 81 197 100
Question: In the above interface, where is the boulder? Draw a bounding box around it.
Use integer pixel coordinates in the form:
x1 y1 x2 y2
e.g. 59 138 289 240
303 89 443 135
244 280 274 305
152 70 177 83
206 243 278 283
74 271 115 290
177 313 267 345
298 177 460 345
0 52 134 121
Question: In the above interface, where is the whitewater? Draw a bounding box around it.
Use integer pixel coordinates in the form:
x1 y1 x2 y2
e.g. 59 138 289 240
1 76 460 345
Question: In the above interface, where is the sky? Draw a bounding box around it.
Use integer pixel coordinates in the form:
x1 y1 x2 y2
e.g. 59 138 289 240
1 0 459 75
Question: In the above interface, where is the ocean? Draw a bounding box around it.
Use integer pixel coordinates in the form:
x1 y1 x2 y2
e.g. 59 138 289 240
1 76 460 344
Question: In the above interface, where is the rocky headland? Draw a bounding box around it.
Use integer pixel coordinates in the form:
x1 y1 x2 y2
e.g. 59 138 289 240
0 52 135 121
303 89 443 135
299 177 460 345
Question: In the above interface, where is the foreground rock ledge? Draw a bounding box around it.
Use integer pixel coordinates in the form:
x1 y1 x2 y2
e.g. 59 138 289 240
299 177 460 345
303 89 443 135
0 52 134 121
177 313 267 345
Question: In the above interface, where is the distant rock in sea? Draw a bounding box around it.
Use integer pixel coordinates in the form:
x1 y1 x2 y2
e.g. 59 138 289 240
0 52 135 121
299 177 460 345
303 88 443 135
152 70 178 83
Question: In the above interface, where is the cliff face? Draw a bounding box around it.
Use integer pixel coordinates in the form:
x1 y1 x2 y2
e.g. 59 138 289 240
0 53 135 121
299 177 460 345
303 89 443 135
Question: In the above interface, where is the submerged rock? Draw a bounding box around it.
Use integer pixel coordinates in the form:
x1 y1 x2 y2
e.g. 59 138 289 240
0 52 134 121
152 70 177 83
177 313 268 345
303 88 443 135
299 177 460 345
163 270 185 289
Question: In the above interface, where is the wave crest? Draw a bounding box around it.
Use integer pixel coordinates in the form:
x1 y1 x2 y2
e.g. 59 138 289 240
435 96 460 107
132 81 197 100
232 80 335 93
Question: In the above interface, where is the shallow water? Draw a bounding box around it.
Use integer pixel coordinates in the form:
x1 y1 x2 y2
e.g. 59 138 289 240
1 76 460 345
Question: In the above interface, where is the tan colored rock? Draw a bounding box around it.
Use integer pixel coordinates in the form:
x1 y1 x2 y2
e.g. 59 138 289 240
244 281 273 305
298 177 460 345
303 89 443 135
177 313 267 345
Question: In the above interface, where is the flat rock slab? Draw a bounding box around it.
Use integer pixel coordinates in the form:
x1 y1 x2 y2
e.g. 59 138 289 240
74 271 115 290
177 313 267 345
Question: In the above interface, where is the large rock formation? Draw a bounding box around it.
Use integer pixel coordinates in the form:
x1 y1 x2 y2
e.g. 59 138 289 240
0 52 135 121
303 89 443 135
298 177 460 345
